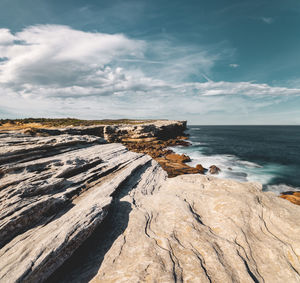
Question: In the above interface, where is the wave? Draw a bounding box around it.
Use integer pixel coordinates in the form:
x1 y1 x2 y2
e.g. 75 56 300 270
265 184 300 194
190 141 207 146
169 143 288 187
236 160 262 168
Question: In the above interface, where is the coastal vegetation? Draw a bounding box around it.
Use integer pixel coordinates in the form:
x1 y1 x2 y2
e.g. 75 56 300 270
0 118 155 128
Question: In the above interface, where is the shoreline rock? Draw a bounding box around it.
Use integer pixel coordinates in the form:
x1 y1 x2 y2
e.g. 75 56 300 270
280 191 300 205
209 165 221 174
0 120 299 282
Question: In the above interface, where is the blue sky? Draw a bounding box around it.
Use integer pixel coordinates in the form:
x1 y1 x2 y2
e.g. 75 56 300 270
0 0 300 124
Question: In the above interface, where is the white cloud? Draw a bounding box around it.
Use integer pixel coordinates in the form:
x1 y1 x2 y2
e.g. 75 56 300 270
229 63 239 68
0 28 16 45
261 17 274 24
1 24 300 123
0 25 145 86
189 81 300 96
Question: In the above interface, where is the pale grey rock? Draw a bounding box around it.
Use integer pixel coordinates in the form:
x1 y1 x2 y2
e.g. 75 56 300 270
0 132 105 164
0 133 167 282
87 175 300 283
103 120 187 142
13 120 187 143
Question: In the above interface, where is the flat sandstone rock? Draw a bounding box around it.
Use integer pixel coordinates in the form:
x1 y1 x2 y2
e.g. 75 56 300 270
88 175 300 283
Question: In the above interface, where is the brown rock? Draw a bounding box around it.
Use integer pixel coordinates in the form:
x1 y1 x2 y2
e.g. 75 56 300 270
280 191 300 206
195 164 206 173
121 134 196 178
165 153 191 163
209 165 221 174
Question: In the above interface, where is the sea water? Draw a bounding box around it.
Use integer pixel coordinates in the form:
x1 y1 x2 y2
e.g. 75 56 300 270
171 126 300 194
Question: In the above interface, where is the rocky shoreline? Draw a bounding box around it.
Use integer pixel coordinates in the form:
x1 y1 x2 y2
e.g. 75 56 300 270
0 120 299 282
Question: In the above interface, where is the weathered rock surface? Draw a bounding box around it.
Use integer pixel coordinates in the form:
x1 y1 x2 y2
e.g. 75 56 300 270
14 120 187 143
4 120 202 178
104 120 187 142
1 120 300 283
55 175 300 283
0 132 167 282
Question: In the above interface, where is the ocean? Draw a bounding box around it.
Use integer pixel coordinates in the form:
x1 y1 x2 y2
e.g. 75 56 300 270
171 126 300 194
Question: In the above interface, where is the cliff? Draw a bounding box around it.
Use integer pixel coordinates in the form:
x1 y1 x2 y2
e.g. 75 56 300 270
0 120 299 282
15 120 187 142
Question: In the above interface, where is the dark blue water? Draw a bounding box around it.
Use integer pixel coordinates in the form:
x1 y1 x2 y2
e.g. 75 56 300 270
172 126 300 193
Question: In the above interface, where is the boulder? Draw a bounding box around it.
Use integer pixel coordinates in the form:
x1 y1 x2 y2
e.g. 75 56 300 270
195 164 206 173
209 165 221 174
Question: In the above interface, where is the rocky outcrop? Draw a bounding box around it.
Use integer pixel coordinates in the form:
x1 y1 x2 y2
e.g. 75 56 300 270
0 132 167 282
280 191 300 205
103 120 187 142
8 120 202 178
55 175 300 283
122 135 205 178
165 153 191 163
156 155 204 178
196 164 206 173
15 120 186 142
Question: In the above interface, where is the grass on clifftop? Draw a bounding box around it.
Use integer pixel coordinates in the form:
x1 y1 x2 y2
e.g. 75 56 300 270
0 118 158 130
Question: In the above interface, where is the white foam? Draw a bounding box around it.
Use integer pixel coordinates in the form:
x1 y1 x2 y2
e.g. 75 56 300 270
236 160 262 168
190 141 207 146
169 143 287 186
265 184 300 194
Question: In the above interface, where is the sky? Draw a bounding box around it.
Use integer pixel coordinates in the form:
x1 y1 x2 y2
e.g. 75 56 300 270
0 0 300 124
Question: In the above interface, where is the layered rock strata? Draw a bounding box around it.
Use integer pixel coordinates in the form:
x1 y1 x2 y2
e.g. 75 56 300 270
16 120 187 141
13 120 203 178
0 132 167 282
103 120 187 142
